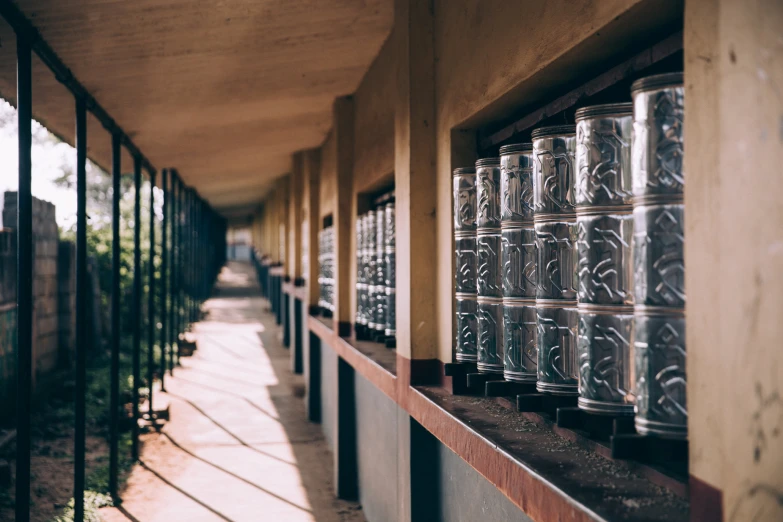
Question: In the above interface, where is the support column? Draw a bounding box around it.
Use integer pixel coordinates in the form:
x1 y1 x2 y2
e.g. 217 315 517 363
304 150 322 313
303 149 322 421
333 97 355 337
685 0 783 520
393 0 438 375
290 154 305 373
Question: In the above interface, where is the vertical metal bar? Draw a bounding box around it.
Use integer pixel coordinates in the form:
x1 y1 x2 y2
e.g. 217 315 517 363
160 169 168 392
131 156 142 460
189 190 195 324
109 133 121 501
147 170 156 418
74 96 87 522
15 32 32 522
169 172 177 374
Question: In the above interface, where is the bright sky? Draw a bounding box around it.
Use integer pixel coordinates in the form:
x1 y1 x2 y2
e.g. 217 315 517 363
0 98 78 229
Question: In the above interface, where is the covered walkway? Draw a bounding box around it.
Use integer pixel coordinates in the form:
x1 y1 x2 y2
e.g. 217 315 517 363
102 262 364 522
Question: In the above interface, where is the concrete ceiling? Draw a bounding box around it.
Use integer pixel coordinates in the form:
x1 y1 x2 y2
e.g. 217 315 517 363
0 0 393 216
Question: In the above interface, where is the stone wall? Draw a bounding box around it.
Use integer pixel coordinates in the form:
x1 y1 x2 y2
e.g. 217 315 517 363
2 192 76 395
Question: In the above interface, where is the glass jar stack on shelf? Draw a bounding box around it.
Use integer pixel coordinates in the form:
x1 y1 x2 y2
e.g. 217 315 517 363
451 72 687 439
317 225 335 315
630 73 686 439
355 192 396 346
476 158 504 374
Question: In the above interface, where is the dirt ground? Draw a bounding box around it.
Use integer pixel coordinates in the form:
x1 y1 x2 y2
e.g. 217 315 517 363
0 408 111 521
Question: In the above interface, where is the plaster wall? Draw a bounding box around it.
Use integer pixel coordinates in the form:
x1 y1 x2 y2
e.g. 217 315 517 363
320 131 338 221
320 338 338 453
354 372 399 522
353 34 396 192
684 0 783 517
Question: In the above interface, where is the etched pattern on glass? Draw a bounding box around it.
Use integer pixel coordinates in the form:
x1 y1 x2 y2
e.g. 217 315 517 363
576 117 632 206
633 204 685 307
634 314 687 432
501 156 534 221
503 304 537 380
455 236 477 294
456 298 478 360
453 175 477 231
477 167 501 229
536 307 578 391
478 301 503 369
501 228 536 298
576 214 634 305
477 234 501 298
533 136 576 215
632 87 685 197
577 313 633 405
535 222 577 300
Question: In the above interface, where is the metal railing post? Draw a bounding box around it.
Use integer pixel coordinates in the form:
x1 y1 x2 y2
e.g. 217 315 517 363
147 171 156 419
109 132 121 501
169 171 178 374
132 156 142 460
74 95 88 522
160 169 168 392
15 31 33 522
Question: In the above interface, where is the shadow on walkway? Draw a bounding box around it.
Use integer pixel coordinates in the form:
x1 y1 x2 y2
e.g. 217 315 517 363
101 261 365 522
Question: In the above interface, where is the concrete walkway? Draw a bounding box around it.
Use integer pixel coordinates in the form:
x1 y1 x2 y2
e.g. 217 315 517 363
102 262 365 522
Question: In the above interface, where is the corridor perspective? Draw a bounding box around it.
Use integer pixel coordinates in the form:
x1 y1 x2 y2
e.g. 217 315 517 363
101 263 364 522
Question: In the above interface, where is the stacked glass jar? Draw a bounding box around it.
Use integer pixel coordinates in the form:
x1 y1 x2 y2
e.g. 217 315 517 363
631 73 687 439
574 104 635 416
317 226 335 313
384 198 396 343
355 215 368 332
499 144 537 383
533 126 579 396
476 158 504 375
453 167 478 363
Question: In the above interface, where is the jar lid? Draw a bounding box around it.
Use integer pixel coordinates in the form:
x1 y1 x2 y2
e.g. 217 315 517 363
499 143 533 155
475 157 500 167
575 103 633 120
531 125 576 140
453 167 476 175
631 72 683 94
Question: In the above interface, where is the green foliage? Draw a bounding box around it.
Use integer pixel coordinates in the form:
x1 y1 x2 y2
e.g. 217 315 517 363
52 491 113 522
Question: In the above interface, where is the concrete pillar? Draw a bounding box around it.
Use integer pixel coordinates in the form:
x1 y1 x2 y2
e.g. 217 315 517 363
393 0 437 363
333 97 355 335
304 149 322 308
289 153 304 282
685 0 783 519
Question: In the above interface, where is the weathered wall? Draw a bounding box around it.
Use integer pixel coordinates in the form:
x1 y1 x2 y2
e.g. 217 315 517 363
353 33 396 191
685 0 783 518
57 241 76 368
433 0 684 362
437 441 533 522
3 192 62 380
319 130 337 221
320 340 338 452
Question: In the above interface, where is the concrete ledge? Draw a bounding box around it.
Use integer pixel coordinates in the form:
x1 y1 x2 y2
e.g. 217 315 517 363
308 313 689 521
